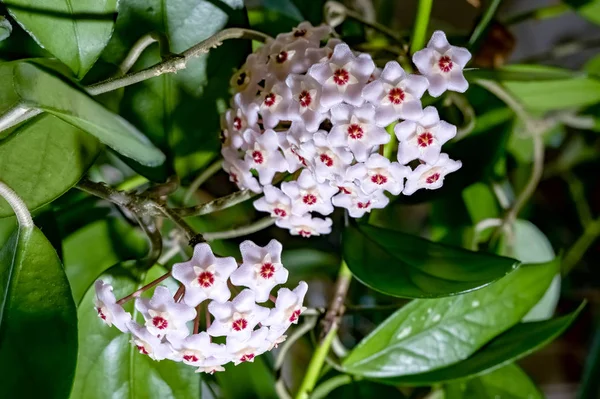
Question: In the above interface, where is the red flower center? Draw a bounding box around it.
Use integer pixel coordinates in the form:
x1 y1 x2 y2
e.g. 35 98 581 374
291 148 307 166
388 87 405 105
137 345 149 355
319 154 334 167
299 229 312 238
230 172 239 184
333 69 350 85
426 173 441 184
240 353 255 362
293 29 307 37
276 51 288 64
357 201 371 209
152 316 169 330
417 132 433 147
298 90 312 107
260 263 276 279
263 93 276 107
338 186 352 194
438 56 453 73
197 271 215 288
289 309 302 322
302 194 317 205
232 318 248 331
371 174 388 185
273 208 287 217
232 117 242 130
183 354 199 362
252 151 264 164
97 307 107 320
347 124 364 140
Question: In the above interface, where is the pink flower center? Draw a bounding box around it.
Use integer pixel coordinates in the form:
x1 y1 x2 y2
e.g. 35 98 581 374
293 29 307 37
357 201 371 209
371 174 388 185
388 88 405 105
291 148 307 166
240 353 255 362
298 90 312 107
230 172 239 184
338 186 352 194
260 263 276 279
183 354 199 362
276 51 288 64
137 345 149 355
347 124 364 140
299 229 312 238
426 173 440 184
319 154 334 167
333 69 350 86
96 307 107 320
417 132 433 147
232 318 248 331
438 56 453 73
302 194 317 205
197 271 215 288
252 151 264 164
263 93 276 107
289 309 302 322
273 208 287 217
152 316 169 330
233 117 242 130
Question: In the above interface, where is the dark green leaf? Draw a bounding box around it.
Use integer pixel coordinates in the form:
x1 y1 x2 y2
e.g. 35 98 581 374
71 265 200 399
0 114 100 217
375 302 584 385
564 0 600 26
0 226 78 398
0 16 11 42
6 0 117 78
462 183 499 224
342 259 558 378
444 364 542 399
264 0 303 21
343 223 518 298
215 358 277 399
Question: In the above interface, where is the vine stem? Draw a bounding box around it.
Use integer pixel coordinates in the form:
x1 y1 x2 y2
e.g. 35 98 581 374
183 159 223 205
410 0 434 54
0 181 33 229
115 32 170 76
295 261 353 399
203 217 275 241
116 271 172 304
563 217 600 275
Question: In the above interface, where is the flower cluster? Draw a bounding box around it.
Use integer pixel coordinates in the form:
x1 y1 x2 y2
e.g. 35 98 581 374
94 240 307 373
221 24 469 237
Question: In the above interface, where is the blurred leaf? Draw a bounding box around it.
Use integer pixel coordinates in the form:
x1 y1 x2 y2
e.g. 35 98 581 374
343 223 518 298
0 15 12 42
584 53 600 76
444 364 542 399
325 378 405 399
578 319 600 399
503 78 600 112
64 218 147 304
215 357 277 399
264 0 303 21
0 216 16 244
467 64 576 81
462 183 499 224
470 107 513 136
376 303 584 385
71 265 200 399
0 114 100 217
6 0 117 78
565 0 600 26
1 61 165 166
0 225 78 398
342 259 558 378
282 248 339 279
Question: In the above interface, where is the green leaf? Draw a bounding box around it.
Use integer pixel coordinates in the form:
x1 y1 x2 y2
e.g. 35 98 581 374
503 78 600 112
1 61 165 166
0 16 12 42
0 114 100 217
343 223 518 298
468 64 576 81
444 364 542 399
6 0 117 78
462 183 499 224
375 303 584 385
342 259 558 378
0 226 78 398
215 358 278 399
71 265 200 399
64 218 147 304
565 0 600 26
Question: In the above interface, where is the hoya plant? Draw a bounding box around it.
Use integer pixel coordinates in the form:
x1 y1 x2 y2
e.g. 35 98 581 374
0 0 598 398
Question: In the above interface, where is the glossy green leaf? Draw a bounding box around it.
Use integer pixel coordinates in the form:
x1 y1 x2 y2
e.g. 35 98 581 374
343 223 518 298
64 218 147 304
71 265 200 399
6 0 117 78
565 0 600 26
503 78 600 112
342 259 558 378
0 114 100 217
0 226 78 398
375 303 584 385
444 364 542 399
0 16 12 42
215 358 277 399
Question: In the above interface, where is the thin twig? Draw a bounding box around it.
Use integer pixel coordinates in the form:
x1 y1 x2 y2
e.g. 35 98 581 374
562 218 600 275
174 189 256 217
183 159 223 205
116 271 172 304
134 214 163 268
144 175 180 199
203 217 275 241
564 172 593 228
115 32 170 76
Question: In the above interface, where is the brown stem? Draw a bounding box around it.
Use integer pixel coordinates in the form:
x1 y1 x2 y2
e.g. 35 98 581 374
117 271 172 304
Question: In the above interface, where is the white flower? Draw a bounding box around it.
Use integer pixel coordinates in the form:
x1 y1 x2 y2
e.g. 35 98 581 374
207 289 270 340
172 243 238 306
403 153 462 195
332 188 390 218
267 39 312 79
257 80 293 129
128 321 174 361
275 214 333 237
226 326 271 365
230 239 289 302
329 104 390 161
302 131 354 183
266 325 288 350
286 74 327 132
264 282 308 328
231 53 268 106
281 169 338 216
169 332 229 367
328 164 364 196
362 61 429 126
253 185 293 220
194 361 227 375
275 22 332 46
395 106 457 164
308 43 375 109
222 148 262 193
135 286 196 340
221 105 258 150
306 38 343 65
412 31 472 97
243 129 288 185
94 280 131 332
349 153 410 195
